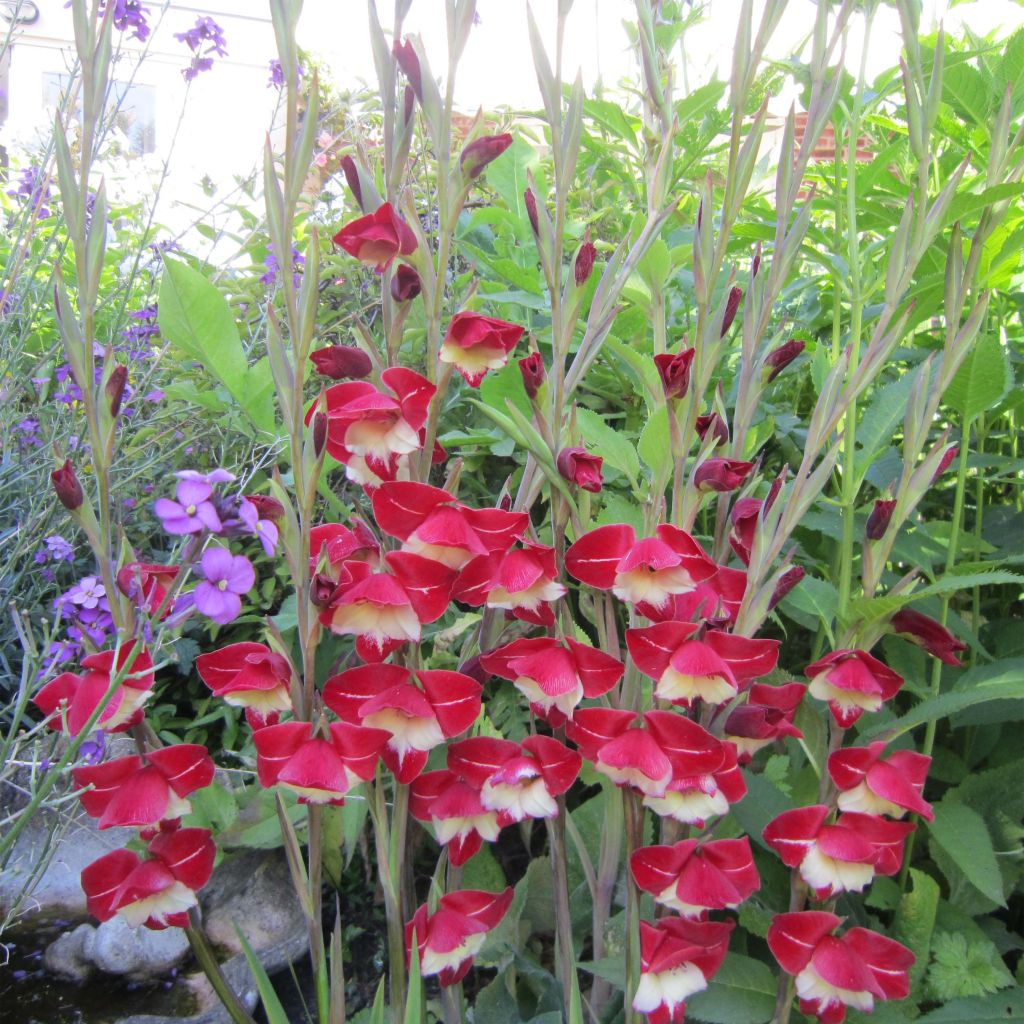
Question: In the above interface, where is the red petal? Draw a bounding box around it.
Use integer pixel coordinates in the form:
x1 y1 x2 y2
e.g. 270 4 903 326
418 670 483 736
372 481 452 540
843 928 915 999
705 631 780 683
565 637 625 696
643 711 723 774
386 551 456 623
440 886 514 931
323 664 407 722
253 721 312 787
762 806 831 867
97 766 171 829
460 507 530 553
147 744 215 798
626 621 701 680
149 827 216 890
767 911 840 975
73 755 142 819
522 735 581 795
811 935 882 997
328 721 390 780
382 367 436 432
447 736 520 787
565 525 635 588
81 848 140 921
630 841 696 894
566 707 636 761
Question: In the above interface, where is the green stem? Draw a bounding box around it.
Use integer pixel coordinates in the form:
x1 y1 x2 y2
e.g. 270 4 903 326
623 791 643 1024
186 917 258 1024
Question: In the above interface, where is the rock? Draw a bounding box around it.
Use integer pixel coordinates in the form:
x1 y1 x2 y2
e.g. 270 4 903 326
43 922 95 982
83 915 191 980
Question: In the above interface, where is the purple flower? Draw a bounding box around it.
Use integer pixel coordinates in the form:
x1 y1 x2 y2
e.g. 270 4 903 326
194 547 254 624
175 16 226 80
267 59 304 89
66 576 106 610
177 469 236 485
7 165 52 218
259 244 304 290
44 535 75 562
154 478 223 535
78 731 107 765
238 498 279 556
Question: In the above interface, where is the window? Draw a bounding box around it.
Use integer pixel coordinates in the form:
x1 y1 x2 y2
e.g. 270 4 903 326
43 72 156 155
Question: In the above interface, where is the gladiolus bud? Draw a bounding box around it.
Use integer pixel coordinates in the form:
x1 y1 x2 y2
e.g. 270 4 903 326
765 339 805 382
524 188 540 237
106 364 128 417
694 458 754 493
865 499 896 540
932 444 958 482
518 352 545 399
312 412 328 457
309 345 373 380
557 447 603 493
721 286 742 336
310 572 339 608
654 348 695 400
51 459 84 511
752 244 762 278
890 609 967 666
769 566 805 609
340 155 362 210
695 413 729 446
245 495 285 522
574 240 597 286
460 133 513 179
393 39 422 100
391 265 422 303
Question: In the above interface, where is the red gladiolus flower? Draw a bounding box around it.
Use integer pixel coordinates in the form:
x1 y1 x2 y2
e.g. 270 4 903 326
460 133 513 178
627 622 779 706
81 827 216 930
390 264 422 302
765 339 805 381
440 311 525 387
309 521 380 579
723 682 806 762
333 202 417 273
557 447 604 492
889 609 967 666
309 345 373 380
653 349 695 400
828 742 933 820
480 635 623 726
116 562 179 619
406 888 514 986
631 837 760 918
865 499 896 540
35 647 155 736
447 735 581 824
633 917 733 1023
454 542 566 626
312 368 435 486
518 352 546 399
565 524 717 612
323 664 481 784
767 912 914 1023
694 457 755 493
371 481 528 570
253 721 389 805
409 770 502 865
195 642 293 714
319 553 456 661
73 744 215 829
763 806 915 898
804 649 904 728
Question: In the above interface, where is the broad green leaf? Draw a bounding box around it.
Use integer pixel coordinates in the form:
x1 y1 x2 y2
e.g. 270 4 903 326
460 843 507 893
893 869 941 999
485 137 538 229
734 772 794 851
480 357 533 420
674 79 727 125
474 976 525 1024
638 405 672 478
917 987 1024 1023
688 954 776 1024
577 956 626 991
605 335 661 406
944 333 1012 423
854 372 916 481
929 800 1005 906
943 182 1024 230
576 408 640 484
779 575 839 638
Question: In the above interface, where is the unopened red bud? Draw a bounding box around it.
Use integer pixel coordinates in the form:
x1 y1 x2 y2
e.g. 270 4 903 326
51 459 84 511
766 475 784 511
106 364 128 417
866 498 897 540
769 566 805 610
574 240 597 286
312 412 328 457
524 188 540 238
752 244 762 278
765 339 805 382
721 286 742 336
653 348 696 400
391 265 422 303
694 457 754 493
518 352 546 399
557 446 603 493
393 39 422 101
245 494 285 522
890 608 967 666
310 572 339 608
461 133 513 179
340 156 363 211
695 413 729 447
309 345 372 380
932 445 958 482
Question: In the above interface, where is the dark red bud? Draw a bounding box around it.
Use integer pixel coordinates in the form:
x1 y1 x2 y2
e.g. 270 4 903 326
890 608 967 666
556 447 604 493
390 265 422 303
340 156 363 211
393 39 422 101
460 133 513 179
721 286 742 336
695 413 729 447
312 412 328 457
694 458 754 493
752 244 762 278
932 445 958 483
765 339 805 382
866 498 897 541
106 364 128 417
498 495 512 511
574 241 597 287
524 188 540 238
768 566 805 610
310 572 339 608
309 345 373 380
518 352 546 399
766 475 784 511
653 348 695 400
245 495 285 522
51 459 84 511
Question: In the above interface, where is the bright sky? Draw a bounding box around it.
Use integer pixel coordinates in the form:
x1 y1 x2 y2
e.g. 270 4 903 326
296 0 1024 112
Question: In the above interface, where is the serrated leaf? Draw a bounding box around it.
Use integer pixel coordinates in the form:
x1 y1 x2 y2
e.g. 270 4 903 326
638 405 671 478
929 800 1005 906
576 408 640 484
854 373 916 482
687 953 776 1024
893 868 940 1000
917 987 1024 1023
944 333 1012 423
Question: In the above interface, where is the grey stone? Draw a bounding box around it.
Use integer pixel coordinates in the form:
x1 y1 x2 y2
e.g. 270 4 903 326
83 915 191 980
43 921 95 982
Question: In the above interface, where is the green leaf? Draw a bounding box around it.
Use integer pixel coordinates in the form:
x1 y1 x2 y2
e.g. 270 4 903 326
460 843 507 893
405 929 423 1024
638 405 671 478
485 137 538 230
687 953 776 1024
480 356 533 420
734 772 794 851
893 868 940 1000
929 800 1005 906
926 932 1015 1001
779 575 838 638
576 408 640 485
855 373 916 481
577 956 626 992
234 925 290 1024
917 987 1024 1023
944 333 1012 423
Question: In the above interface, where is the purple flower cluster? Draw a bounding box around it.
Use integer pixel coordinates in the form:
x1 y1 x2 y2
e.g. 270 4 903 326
7 165 52 219
40 576 117 675
103 0 151 42
16 418 41 449
267 59 304 90
260 244 305 290
120 304 160 359
175 16 227 81
34 535 75 565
